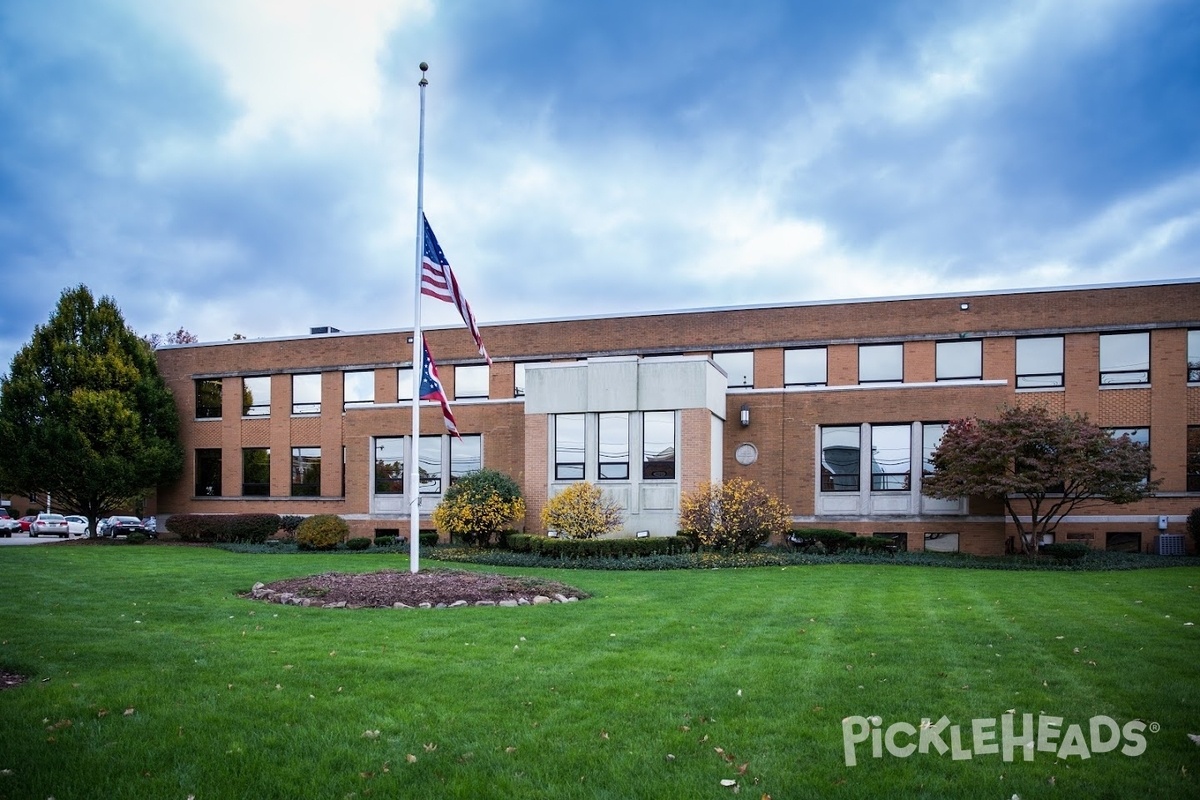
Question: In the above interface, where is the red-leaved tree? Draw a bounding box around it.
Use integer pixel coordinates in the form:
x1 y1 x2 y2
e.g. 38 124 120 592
922 405 1158 554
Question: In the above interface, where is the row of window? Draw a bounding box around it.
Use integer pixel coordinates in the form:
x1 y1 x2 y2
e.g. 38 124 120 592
872 531 1147 553
552 412 677 482
197 330 1200 419
193 435 481 498
820 423 1151 493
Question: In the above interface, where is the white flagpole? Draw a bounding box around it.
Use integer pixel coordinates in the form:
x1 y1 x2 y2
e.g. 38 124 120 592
409 62 429 574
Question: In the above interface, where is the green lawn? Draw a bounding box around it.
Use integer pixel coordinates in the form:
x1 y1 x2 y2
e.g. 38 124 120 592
0 545 1197 799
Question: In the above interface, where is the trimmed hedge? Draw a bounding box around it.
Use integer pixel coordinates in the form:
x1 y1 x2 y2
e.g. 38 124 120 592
346 537 372 551
419 531 439 547
1038 542 1090 560
166 513 281 543
374 536 396 548
508 535 691 559
296 514 349 551
788 528 893 554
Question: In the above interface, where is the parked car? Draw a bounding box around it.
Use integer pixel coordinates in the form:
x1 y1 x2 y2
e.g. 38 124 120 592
18 515 38 533
0 509 18 537
101 516 152 539
64 515 92 538
30 513 70 538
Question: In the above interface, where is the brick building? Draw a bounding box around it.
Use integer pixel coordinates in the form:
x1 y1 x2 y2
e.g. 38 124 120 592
153 279 1200 555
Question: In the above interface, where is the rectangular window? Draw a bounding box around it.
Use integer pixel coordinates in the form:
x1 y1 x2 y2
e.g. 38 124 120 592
1105 532 1141 553
713 351 754 388
821 426 860 492
1109 427 1150 485
242 376 271 417
450 434 482 486
195 449 222 496
292 374 321 415
241 448 270 496
343 370 374 408
1100 332 1149 385
1189 330 1200 383
195 379 222 419
454 365 489 399
873 532 907 552
1016 336 1064 388
924 532 959 553
784 347 827 387
397 367 414 401
374 437 404 495
290 447 321 496
598 413 630 480
922 423 948 474
555 414 585 480
642 411 676 480
418 436 442 494
1189 426 1200 493
935 340 982 381
871 424 911 491
859 344 903 384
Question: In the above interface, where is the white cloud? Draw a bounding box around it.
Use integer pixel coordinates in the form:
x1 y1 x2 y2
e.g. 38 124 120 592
128 0 431 146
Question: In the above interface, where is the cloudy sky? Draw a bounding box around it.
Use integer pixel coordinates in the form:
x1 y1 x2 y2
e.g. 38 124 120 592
2 0 1198 372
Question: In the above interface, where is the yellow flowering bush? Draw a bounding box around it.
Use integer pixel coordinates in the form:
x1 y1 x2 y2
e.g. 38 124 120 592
540 481 624 539
678 478 791 552
432 468 526 547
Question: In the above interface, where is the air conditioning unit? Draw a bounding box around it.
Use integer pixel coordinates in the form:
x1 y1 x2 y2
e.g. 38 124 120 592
1154 534 1185 556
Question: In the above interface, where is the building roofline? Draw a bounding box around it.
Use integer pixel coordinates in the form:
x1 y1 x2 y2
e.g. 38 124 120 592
159 276 1199 352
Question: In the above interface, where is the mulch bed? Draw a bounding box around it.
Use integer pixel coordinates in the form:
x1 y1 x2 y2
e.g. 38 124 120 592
1 670 28 691
248 568 588 608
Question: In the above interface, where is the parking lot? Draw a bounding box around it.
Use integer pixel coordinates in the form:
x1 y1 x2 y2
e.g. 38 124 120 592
0 532 74 546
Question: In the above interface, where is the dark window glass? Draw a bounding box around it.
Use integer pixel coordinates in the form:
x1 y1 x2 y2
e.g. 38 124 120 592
871 424 911 491
936 340 981 380
598 413 630 480
1016 336 1064 388
642 412 676 480
291 447 321 496
450 435 482 486
1188 427 1200 493
195 449 222 496
374 437 404 495
924 532 959 552
859 344 903 383
195 379 222 419
784 348 827 387
242 376 271 416
1105 532 1141 553
555 414 585 480
241 448 270 496
821 426 860 491
873 532 907 551
1100 332 1149 385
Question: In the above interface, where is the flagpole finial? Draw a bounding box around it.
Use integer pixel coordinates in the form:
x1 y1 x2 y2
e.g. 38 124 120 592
419 62 428 86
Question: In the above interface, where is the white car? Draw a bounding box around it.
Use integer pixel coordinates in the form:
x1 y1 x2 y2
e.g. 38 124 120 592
64 515 92 537
30 513 70 538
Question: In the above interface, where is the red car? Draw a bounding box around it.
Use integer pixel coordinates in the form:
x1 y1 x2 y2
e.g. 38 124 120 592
18 515 37 533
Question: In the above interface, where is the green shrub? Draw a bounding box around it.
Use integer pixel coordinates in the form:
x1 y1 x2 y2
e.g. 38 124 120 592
1039 542 1090 560
346 537 372 551
527 536 689 559
165 513 280 543
506 533 536 553
296 514 349 551
228 513 281 544
419 531 439 547
431 468 526 547
374 535 396 548
541 482 623 539
280 515 304 540
126 532 147 545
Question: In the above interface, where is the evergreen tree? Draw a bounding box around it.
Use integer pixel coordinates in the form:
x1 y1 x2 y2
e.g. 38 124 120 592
0 286 183 533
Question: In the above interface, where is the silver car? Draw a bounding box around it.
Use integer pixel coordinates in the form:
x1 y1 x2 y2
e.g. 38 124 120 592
30 513 70 538
64 515 92 537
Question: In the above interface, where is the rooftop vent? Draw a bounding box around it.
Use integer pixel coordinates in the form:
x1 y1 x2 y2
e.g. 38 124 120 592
310 326 341 335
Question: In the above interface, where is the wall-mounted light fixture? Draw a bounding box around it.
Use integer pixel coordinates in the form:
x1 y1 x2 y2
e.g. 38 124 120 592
739 403 750 427
959 302 970 311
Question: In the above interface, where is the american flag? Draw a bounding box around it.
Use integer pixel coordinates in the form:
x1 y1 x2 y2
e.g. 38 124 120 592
421 215 491 364
420 336 460 438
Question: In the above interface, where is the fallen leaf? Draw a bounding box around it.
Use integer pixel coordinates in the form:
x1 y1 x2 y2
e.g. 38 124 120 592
97 709 109 718
362 730 380 739
406 753 417 763
424 742 437 752
123 708 135 716
1187 733 1200 746
721 779 737 787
